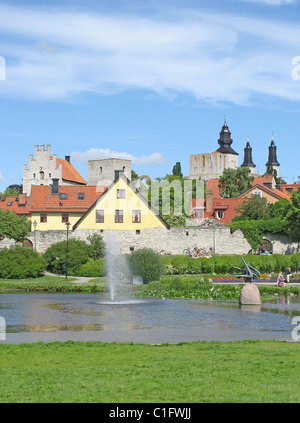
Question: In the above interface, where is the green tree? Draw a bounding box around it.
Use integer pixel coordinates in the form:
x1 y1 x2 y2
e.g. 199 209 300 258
0 187 20 197
87 233 105 260
286 188 300 244
0 210 31 241
172 162 183 178
219 167 254 198
131 170 139 181
233 195 268 221
266 165 286 185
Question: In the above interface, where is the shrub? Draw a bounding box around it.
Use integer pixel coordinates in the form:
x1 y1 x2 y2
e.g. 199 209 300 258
0 246 47 278
44 239 90 275
126 248 163 284
87 233 105 260
77 258 106 277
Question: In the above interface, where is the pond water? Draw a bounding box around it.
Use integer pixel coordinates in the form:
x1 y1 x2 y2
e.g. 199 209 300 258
0 293 299 344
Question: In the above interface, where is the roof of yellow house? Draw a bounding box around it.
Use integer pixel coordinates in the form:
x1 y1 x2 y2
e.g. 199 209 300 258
72 173 170 229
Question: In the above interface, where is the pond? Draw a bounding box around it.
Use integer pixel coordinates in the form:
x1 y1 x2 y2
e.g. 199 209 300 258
0 293 299 344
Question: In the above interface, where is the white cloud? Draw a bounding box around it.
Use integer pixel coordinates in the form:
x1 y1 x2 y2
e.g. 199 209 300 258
238 0 294 4
0 172 5 183
71 148 167 166
0 3 299 105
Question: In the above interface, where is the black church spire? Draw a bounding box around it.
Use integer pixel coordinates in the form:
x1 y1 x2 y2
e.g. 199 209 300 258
266 136 280 169
216 117 238 155
241 139 255 169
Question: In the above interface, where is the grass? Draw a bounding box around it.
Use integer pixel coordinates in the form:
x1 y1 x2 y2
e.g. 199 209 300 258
0 274 299 300
0 340 299 403
0 275 107 293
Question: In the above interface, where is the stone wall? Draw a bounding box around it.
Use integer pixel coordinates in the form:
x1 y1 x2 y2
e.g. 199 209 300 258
1 227 297 256
17 226 252 255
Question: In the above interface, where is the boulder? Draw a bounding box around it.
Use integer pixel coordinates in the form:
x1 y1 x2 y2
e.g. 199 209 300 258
239 283 261 305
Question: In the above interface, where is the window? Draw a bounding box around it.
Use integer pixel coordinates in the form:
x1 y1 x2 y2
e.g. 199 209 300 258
62 214 69 223
40 214 47 223
117 189 126 199
33 173 36 179
253 190 262 197
49 173 51 178
194 210 204 219
1 197 6 201
132 210 141 223
7 201 13 206
40 171 45 180
96 210 104 223
115 210 123 223
216 210 225 219
59 193 68 200
78 193 85 200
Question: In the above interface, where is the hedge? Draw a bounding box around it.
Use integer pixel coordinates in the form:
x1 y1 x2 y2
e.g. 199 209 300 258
161 253 300 275
230 218 289 249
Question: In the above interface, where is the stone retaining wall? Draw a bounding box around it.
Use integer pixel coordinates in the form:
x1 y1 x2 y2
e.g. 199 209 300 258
1 226 298 256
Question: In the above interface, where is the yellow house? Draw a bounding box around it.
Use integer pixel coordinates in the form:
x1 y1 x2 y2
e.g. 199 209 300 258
73 173 169 231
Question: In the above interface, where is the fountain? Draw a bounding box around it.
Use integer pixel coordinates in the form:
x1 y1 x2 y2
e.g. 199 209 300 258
101 232 144 305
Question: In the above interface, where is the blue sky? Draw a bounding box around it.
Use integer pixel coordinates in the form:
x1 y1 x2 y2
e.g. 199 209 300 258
0 0 300 192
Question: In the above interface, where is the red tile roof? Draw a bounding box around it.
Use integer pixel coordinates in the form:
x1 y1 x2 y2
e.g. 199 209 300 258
204 197 245 225
0 195 30 215
29 185 107 213
55 157 87 185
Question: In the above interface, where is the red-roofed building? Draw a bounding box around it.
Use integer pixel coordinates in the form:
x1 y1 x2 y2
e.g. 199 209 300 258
0 193 30 217
23 145 87 195
29 184 107 230
190 173 297 225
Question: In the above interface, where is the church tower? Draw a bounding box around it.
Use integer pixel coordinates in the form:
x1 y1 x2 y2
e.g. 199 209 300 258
241 139 256 174
189 118 239 181
265 136 280 175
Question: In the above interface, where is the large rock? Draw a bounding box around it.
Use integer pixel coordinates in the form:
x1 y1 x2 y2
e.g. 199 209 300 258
239 283 261 305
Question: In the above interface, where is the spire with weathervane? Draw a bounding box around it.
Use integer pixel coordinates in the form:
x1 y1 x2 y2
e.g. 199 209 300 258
216 115 238 155
266 132 280 175
241 137 256 174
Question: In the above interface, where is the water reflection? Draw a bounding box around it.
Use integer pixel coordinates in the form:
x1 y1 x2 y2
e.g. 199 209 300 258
0 293 299 343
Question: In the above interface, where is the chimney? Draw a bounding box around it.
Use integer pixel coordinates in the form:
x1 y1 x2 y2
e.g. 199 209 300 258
206 191 213 213
65 156 70 163
114 169 124 180
18 194 27 205
51 178 59 195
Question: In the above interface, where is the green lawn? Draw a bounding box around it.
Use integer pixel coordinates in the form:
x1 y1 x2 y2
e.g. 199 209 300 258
0 340 299 403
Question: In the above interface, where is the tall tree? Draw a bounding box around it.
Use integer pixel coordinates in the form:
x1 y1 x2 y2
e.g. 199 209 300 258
233 195 268 221
172 162 183 178
286 188 300 244
219 167 254 198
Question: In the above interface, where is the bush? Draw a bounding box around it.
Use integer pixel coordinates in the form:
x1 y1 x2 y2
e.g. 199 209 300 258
0 246 47 278
126 248 163 284
87 233 105 260
44 239 90 275
77 258 106 277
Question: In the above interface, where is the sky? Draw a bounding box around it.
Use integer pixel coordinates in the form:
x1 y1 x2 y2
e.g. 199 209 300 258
0 0 300 192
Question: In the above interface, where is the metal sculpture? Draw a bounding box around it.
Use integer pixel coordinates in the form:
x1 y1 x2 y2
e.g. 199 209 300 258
233 257 261 283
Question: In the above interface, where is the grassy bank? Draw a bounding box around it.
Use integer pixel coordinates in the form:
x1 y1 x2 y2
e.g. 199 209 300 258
0 340 299 403
0 275 106 293
0 274 299 300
